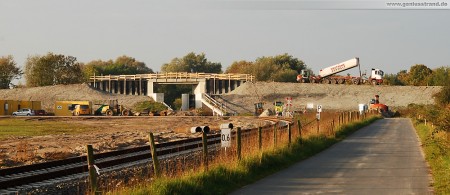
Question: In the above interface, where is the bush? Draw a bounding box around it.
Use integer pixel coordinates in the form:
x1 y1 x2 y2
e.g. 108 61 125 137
133 101 167 113
173 98 182 110
433 85 450 107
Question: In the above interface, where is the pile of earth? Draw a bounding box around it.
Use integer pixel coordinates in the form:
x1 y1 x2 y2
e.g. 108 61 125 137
216 82 442 114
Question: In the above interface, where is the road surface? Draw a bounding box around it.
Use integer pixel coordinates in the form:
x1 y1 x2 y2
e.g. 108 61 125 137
231 118 433 195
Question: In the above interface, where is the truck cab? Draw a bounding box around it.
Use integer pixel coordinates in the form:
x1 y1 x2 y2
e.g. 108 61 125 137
296 69 311 83
370 69 384 85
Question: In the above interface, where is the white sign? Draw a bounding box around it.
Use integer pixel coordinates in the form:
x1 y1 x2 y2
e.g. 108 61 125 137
307 103 314 109
221 128 231 148
57 106 62 110
317 105 323 113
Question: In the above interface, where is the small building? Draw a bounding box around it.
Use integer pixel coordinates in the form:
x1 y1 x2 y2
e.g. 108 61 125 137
54 101 92 116
0 100 42 115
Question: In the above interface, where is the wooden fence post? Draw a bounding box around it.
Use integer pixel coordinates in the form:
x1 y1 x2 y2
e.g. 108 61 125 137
258 126 262 151
332 119 335 135
87 145 97 194
316 119 320 134
237 127 242 161
202 131 208 170
273 122 277 147
288 123 292 146
149 133 160 178
297 120 302 144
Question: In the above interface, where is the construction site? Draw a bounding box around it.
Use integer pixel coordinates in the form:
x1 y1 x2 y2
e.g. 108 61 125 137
0 71 442 169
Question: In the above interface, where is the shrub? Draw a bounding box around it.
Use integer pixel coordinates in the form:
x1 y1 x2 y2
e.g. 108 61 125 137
433 85 450 107
133 101 167 113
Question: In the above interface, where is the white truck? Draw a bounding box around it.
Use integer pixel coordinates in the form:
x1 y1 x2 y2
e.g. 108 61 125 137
296 57 384 85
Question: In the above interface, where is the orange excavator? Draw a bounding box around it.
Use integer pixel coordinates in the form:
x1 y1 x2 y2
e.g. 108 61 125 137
369 95 388 112
369 94 397 117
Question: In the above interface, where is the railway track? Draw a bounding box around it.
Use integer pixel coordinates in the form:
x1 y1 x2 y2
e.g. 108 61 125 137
0 117 291 194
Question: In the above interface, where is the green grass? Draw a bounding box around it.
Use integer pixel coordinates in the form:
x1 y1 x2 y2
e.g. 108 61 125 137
0 118 93 140
113 116 381 195
415 122 450 194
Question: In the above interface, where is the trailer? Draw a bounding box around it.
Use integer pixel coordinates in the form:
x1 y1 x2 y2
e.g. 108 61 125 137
54 101 92 116
296 57 384 85
0 100 41 115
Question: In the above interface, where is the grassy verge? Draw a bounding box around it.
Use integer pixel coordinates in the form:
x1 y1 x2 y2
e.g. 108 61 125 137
112 116 381 195
414 122 450 194
0 118 93 140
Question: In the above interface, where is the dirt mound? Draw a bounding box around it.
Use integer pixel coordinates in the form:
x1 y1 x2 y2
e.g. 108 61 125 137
222 82 442 113
0 83 153 112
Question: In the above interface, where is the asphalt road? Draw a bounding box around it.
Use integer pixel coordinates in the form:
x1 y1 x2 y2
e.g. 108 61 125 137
231 118 433 195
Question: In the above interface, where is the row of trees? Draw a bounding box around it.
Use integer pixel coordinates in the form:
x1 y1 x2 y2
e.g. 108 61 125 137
0 53 155 89
0 52 308 89
1 52 449 89
384 64 450 86
226 53 307 82
0 55 22 89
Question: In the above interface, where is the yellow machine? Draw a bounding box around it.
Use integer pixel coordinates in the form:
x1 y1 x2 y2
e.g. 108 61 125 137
72 104 91 116
55 101 92 116
274 101 284 116
95 100 130 116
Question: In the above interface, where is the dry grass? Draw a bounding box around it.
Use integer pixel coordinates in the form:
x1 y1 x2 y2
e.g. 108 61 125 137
107 110 379 195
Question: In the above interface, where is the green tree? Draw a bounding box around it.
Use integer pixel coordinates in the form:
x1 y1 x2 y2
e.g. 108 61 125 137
383 73 404 85
433 85 450 107
82 56 153 81
270 68 298 82
429 66 450 86
272 53 306 74
0 55 22 89
225 60 253 74
161 52 222 73
407 64 432 86
252 53 306 82
397 70 409 85
25 53 84 87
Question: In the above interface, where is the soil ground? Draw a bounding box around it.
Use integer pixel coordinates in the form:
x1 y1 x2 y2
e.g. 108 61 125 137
0 116 270 168
0 82 441 168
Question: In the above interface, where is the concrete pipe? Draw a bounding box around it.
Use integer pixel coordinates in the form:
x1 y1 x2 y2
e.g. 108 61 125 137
200 126 210 134
220 123 233 129
190 126 202 133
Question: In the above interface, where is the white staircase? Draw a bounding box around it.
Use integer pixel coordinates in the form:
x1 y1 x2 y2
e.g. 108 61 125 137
201 93 232 116
161 102 173 111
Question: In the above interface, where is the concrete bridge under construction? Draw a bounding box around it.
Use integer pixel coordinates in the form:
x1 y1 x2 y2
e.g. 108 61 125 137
89 72 254 114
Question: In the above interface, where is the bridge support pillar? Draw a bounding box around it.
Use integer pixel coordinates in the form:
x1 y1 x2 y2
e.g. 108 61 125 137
147 81 154 95
194 81 207 109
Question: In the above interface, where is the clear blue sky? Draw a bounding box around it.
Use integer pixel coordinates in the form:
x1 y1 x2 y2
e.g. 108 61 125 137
1 0 449 79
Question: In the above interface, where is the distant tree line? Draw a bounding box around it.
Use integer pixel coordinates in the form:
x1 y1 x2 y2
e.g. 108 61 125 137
383 64 450 86
225 53 307 82
1 52 449 89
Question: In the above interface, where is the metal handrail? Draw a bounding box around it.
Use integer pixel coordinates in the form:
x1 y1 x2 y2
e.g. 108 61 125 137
202 93 231 116
90 72 254 82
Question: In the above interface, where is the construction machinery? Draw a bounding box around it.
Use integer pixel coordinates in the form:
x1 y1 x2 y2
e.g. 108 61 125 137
369 94 396 117
369 95 389 112
296 57 384 85
254 102 264 116
95 100 131 116
72 104 91 116
274 101 284 116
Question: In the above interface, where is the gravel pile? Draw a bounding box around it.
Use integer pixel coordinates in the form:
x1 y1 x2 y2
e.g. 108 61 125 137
221 82 442 113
